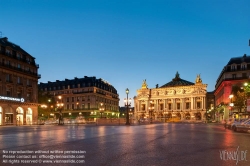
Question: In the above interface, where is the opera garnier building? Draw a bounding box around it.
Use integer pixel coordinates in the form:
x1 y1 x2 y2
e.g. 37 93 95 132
134 72 207 122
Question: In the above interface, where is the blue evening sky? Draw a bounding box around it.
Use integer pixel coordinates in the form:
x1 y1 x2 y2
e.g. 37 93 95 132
1 0 250 106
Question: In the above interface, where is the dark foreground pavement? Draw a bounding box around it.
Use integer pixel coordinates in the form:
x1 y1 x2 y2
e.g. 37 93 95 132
0 123 249 166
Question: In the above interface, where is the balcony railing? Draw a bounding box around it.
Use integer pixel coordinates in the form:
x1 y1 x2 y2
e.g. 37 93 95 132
0 62 41 78
0 50 39 67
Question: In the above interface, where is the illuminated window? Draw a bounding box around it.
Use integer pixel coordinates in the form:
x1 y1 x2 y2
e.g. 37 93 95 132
197 102 201 109
141 104 145 111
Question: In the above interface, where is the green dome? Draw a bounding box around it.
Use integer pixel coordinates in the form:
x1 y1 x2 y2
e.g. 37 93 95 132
160 72 194 88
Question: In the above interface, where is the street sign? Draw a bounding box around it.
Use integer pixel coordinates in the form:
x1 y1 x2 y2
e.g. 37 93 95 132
247 99 250 112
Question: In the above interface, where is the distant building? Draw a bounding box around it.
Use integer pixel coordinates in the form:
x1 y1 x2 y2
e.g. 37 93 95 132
214 54 250 121
0 37 40 125
206 91 215 120
119 106 134 119
38 76 119 120
134 72 207 122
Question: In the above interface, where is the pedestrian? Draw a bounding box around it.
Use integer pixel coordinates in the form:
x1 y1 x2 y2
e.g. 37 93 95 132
224 120 227 130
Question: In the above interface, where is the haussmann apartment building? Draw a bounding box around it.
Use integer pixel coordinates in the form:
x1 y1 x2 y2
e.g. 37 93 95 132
38 76 120 122
0 37 40 125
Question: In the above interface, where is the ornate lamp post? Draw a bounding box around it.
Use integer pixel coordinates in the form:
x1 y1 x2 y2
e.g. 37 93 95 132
148 100 154 124
99 102 104 118
57 96 64 125
124 88 131 125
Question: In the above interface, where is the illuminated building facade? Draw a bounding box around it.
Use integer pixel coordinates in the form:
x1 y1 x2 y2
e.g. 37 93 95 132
214 54 250 121
0 37 40 125
134 72 207 122
38 76 120 120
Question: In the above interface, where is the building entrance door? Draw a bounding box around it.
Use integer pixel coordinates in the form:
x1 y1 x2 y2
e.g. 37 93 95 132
5 114 13 125
26 108 33 125
16 107 24 125
16 115 23 125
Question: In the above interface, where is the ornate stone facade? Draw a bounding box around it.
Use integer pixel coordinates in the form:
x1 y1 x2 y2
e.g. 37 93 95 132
134 72 207 122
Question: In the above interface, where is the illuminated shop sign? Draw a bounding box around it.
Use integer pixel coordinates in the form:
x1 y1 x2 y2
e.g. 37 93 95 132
0 96 25 102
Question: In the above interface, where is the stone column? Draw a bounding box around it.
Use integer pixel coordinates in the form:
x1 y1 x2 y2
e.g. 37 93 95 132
203 97 206 110
164 99 166 110
193 97 196 110
156 99 158 112
24 107 27 125
182 98 185 111
173 98 176 110
191 97 193 110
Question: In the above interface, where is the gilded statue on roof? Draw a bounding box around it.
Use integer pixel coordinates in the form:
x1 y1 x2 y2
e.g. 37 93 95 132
195 74 202 84
141 79 148 89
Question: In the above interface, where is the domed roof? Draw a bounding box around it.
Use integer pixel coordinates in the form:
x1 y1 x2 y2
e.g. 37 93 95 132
160 72 194 88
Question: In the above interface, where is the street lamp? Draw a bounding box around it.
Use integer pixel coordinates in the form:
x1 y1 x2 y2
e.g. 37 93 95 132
57 96 64 125
148 100 154 124
124 88 132 125
229 94 234 118
99 102 104 118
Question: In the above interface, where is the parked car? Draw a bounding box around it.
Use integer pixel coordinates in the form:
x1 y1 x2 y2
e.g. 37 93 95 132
233 119 250 132
226 119 235 129
231 119 248 131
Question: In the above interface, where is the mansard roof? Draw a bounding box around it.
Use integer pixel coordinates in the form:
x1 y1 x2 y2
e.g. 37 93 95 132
39 76 118 94
0 37 33 58
227 54 250 65
160 72 194 88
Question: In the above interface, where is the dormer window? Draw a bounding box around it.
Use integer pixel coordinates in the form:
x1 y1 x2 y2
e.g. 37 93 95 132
231 65 236 71
241 64 247 70
6 49 11 55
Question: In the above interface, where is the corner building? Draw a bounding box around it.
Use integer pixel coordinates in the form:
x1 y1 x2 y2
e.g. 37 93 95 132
38 76 119 120
134 72 207 122
214 54 250 121
0 37 40 125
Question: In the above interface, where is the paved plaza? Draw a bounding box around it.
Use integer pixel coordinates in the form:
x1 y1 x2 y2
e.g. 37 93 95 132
0 123 249 166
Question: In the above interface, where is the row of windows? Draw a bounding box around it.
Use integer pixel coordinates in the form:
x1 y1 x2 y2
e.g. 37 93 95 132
2 58 37 72
46 88 117 98
64 103 118 111
0 45 34 64
64 96 118 105
3 88 32 100
4 74 32 86
230 64 248 70
141 102 202 111
41 83 116 93
231 73 248 79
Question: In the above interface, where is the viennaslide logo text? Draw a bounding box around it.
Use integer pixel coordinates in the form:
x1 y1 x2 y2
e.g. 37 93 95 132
219 146 247 165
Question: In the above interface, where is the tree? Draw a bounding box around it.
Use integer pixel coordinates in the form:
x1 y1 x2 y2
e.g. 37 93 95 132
231 85 246 113
38 89 56 120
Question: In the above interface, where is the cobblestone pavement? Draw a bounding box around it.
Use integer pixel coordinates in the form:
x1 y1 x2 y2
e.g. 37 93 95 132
0 123 249 166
